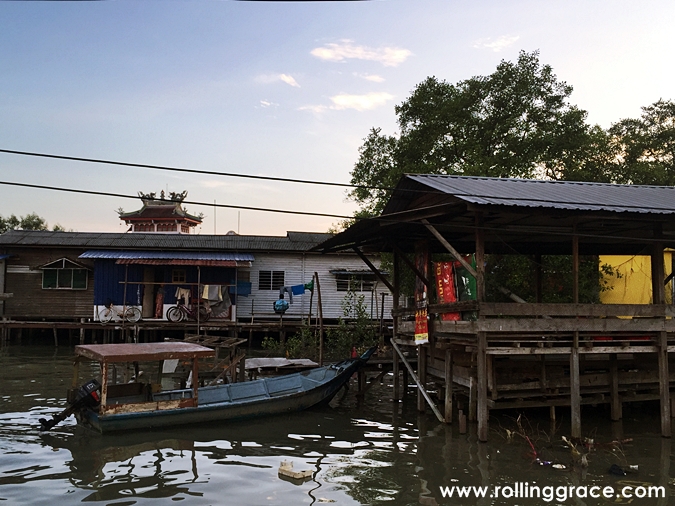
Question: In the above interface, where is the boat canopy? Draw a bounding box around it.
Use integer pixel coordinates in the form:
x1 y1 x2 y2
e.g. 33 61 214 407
75 343 215 363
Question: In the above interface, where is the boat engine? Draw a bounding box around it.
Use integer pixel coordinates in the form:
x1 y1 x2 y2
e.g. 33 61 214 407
39 378 101 431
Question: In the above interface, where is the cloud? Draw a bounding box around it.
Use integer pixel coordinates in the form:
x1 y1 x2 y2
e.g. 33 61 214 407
279 74 300 88
255 73 300 87
472 35 520 52
301 92 394 113
258 100 279 108
311 40 412 67
355 73 385 83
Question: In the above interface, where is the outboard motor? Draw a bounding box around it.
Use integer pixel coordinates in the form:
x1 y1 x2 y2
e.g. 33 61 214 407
39 378 101 431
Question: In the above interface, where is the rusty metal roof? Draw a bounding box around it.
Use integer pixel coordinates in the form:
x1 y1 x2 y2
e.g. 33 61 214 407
75 343 215 363
395 175 675 215
0 230 331 252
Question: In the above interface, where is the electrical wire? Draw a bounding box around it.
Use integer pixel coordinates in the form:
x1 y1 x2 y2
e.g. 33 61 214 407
0 148 393 191
0 181 353 220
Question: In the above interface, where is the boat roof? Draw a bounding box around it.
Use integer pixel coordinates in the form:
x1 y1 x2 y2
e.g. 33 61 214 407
75 343 215 363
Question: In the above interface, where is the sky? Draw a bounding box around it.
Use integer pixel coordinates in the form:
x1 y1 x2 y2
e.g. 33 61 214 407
1 0 674 236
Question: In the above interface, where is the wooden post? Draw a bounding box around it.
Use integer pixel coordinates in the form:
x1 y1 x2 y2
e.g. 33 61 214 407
444 348 453 423
535 253 543 303
570 334 581 439
417 346 427 412
468 376 477 422
392 250 400 403
315 272 324 366
52 327 58 347
475 212 488 442
192 358 199 406
610 353 622 421
658 330 671 437
79 318 85 345
239 354 246 383
100 362 109 409
477 332 488 441
392 347 400 401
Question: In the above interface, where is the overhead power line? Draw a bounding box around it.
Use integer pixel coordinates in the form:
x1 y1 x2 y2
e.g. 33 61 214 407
0 181 353 220
0 148 394 191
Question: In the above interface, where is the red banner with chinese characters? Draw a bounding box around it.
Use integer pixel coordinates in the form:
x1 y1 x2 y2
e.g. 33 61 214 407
435 261 460 321
414 243 429 345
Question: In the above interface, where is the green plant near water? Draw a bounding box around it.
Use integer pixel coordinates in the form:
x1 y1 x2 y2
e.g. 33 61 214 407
261 289 379 361
325 289 379 361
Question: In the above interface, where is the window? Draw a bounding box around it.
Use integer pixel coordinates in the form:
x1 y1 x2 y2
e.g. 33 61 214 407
335 274 376 292
41 259 88 290
258 270 284 290
172 269 187 283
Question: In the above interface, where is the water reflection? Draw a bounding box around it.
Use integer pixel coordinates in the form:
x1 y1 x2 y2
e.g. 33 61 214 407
1 347 675 505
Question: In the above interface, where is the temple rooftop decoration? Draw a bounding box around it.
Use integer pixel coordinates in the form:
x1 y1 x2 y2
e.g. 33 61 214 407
119 190 202 234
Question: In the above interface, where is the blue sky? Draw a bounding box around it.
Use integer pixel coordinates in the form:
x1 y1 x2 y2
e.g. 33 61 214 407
1 0 673 235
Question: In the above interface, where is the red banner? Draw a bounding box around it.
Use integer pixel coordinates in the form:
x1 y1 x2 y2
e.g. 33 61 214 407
414 244 429 345
435 261 460 321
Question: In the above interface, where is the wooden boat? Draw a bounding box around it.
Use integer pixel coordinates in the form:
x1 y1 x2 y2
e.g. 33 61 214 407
39 342 375 434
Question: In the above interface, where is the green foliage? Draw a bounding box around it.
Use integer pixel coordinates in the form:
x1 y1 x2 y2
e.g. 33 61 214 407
0 212 65 233
349 51 595 215
607 99 675 185
325 289 379 360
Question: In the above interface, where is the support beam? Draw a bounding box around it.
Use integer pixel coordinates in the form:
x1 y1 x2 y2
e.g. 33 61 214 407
422 219 477 277
417 346 427 412
658 330 671 437
570 333 581 438
391 244 432 288
391 340 445 423
444 348 453 423
610 353 622 421
477 331 488 442
392 348 400 401
352 248 394 293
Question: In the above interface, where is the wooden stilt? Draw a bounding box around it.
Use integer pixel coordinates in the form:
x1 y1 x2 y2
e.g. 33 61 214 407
79 318 85 345
444 348 453 423
658 330 671 437
392 348 400 401
459 410 467 434
468 376 477 422
477 331 488 442
570 338 581 439
52 327 58 347
610 353 622 421
417 346 427 413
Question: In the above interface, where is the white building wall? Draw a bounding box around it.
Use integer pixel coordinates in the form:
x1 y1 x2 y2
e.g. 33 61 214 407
236 252 393 321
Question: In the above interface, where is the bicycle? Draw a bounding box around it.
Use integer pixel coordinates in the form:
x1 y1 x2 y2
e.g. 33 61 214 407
167 299 211 323
98 303 142 324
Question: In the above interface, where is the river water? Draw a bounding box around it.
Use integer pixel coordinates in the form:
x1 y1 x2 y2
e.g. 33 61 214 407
1 345 674 505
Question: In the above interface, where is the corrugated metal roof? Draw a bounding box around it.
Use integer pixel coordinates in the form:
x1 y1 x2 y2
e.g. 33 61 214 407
79 250 255 261
403 175 675 214
0 230 332 251
116 259 241 267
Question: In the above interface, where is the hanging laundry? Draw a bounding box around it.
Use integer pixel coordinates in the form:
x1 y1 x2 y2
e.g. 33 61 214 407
304 280 314 292
279 286 293 303
175 287 191 305
291 284 305 296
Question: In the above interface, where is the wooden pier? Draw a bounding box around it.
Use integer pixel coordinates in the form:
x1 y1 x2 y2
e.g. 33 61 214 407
317 175 675 441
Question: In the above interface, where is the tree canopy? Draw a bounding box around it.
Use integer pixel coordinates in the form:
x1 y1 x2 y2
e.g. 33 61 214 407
0 213 65 234
349 50 675 216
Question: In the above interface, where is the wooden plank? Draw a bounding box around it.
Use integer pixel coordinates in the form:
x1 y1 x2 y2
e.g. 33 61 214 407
475 318 675 333
478 302 675 317
392 349 400 401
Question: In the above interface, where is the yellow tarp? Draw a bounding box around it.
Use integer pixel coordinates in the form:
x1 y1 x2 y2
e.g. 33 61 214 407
600 253 673 305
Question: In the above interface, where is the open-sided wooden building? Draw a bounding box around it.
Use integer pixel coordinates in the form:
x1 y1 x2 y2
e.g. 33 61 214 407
317 175 675 441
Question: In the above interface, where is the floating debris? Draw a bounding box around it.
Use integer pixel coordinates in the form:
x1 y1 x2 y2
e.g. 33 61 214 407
608 464 626 476
278 460 313 481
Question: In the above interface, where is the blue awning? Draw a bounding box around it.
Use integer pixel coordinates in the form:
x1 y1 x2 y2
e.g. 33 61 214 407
79 250 254 267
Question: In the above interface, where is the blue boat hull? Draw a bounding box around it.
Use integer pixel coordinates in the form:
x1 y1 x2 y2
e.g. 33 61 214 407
78 355 367 433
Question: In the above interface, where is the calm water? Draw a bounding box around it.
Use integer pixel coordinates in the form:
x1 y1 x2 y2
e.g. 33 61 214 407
1 345 674 505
